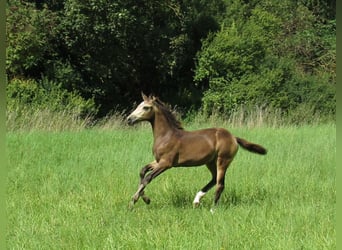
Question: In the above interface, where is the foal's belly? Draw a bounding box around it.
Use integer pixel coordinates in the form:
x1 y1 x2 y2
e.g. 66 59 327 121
176 130 217 166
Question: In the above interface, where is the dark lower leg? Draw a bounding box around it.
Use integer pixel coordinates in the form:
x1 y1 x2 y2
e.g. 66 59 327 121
214 182 225 205
136 164 153 204
193 179 216 206
193 163 217 206
131 166 169 205
202 178 216 192
213 157 232 206
140 165 152 181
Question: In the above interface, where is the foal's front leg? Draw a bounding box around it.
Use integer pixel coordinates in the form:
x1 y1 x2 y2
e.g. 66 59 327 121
138 164 153 204
130 160 170 207
129 163 153 206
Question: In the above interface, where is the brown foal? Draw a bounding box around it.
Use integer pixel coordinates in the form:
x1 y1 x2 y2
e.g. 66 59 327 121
127 93 267 209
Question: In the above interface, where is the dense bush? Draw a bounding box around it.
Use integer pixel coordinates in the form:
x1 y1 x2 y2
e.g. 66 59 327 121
195 1 335 120
6 0 225 114
7 78 97 116
6 0 335 124
6 78 98 131
6 1 57 79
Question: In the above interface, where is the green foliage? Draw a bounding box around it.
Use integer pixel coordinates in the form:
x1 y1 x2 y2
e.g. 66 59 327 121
6 0 226 114
6 78 98 131
195 0 335 120
6 0 335 122
7 78 97 115
300 0 336 19
195 24 266 84
6 0 57 78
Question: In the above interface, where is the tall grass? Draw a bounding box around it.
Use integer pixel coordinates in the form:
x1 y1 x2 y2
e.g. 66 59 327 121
6 122 335 249
6 103 333 132
6 108 95 132
185 104 333 129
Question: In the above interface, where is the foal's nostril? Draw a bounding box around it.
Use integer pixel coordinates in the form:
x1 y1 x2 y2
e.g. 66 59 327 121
127 116 135 125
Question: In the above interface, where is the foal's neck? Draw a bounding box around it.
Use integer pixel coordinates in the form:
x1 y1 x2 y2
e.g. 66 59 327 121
151 111 178 140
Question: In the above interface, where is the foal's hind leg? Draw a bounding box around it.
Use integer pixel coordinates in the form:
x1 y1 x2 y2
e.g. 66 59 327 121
213 157 234 207
193 161 217 207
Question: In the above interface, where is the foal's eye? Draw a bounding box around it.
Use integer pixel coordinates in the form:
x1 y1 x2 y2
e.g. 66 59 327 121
143 106 151 111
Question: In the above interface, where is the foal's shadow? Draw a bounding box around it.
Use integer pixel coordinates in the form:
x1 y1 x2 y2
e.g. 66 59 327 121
169 191 194 208
169 187 268 209
222 188 268 207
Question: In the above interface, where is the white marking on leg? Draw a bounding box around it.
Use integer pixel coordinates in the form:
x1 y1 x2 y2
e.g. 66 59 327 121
193 191 206 204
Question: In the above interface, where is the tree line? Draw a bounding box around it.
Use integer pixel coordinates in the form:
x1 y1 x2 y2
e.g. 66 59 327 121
6 0 336 120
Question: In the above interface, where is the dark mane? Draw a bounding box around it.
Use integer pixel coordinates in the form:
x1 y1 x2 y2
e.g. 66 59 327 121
153 98 184 130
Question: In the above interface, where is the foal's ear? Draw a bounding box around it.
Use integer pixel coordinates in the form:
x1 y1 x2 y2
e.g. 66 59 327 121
141 92 149 101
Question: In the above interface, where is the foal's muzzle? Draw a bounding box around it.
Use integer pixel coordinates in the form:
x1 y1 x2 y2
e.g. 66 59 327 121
127 116 137 126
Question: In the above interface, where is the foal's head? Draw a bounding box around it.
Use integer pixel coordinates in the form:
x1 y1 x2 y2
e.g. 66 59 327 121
127 93 156 125
127 92 183 130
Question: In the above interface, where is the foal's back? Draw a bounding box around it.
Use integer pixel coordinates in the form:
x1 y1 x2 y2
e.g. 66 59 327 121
173 127 238 167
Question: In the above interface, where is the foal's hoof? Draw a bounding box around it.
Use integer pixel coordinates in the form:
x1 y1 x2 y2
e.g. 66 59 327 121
142 195 151 204
128 196 139 210
128 200 135 210
193 202 200 208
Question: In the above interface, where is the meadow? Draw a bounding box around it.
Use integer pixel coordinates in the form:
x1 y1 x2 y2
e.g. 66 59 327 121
6 121 335 249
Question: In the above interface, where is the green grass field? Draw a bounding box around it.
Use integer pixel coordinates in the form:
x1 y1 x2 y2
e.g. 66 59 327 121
7 123 335 249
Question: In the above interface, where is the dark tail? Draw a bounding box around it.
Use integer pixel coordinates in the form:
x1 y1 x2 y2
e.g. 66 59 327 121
236 137 267 155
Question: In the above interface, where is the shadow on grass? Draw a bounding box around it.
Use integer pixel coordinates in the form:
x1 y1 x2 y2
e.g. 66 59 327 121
126 186 269 211
167 187 269 209
223 187 269 207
